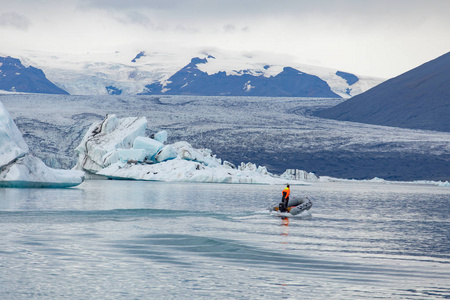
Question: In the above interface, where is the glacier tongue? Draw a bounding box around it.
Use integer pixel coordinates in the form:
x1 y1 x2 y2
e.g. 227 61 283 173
0 101 84 188
76 114 314 184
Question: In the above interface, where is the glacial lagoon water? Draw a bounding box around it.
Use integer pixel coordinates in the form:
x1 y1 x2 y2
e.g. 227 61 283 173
1 180 449 299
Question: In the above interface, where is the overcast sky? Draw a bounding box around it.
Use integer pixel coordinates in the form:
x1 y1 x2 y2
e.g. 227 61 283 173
1 0 449 78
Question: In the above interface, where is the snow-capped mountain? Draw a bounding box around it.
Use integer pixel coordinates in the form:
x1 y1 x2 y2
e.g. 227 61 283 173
143 55 383 98
2 50 384 97
0 56 68 94
141 56 340 97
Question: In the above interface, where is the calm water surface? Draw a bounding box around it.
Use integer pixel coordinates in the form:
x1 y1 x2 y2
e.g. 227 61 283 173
1 180 449 299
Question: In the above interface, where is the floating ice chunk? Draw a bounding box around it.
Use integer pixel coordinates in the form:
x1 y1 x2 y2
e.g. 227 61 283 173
173 141 199 161
75 115 147 173
239 162 257 172
76 114 313 185
172 141 221 167
369 177 386 183
154 130 168 144
100 114 119 133
96 158 286 184
223 161 236 169
1 101 83 188
155 145 177 162
281 169 318 181
0 154 84 188
0 101 29 167
102 148 147 166
133 136 164 159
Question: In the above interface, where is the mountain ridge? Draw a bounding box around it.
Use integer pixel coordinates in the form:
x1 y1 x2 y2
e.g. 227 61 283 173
141 56 341 97
314 51 450 132
0 56 68 94
1 50 384 96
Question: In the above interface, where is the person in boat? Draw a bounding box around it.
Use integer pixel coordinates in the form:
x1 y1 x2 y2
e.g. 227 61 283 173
279 184 290 212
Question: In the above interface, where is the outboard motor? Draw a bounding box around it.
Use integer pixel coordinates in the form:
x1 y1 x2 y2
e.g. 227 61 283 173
279 202 287 212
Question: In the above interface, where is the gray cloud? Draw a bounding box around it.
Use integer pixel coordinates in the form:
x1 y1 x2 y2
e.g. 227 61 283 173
0 12 31 30
79 0 182 11
1 0 448 78
76 0 450 39
223 24 236 32
223 24 250 33
174 24 199 33
113 11 154 27
79 0 450 19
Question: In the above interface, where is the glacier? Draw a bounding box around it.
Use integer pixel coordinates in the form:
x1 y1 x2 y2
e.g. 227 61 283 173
0 100 84 188
3 94 450 181
75 114 315 184
6 49 383 97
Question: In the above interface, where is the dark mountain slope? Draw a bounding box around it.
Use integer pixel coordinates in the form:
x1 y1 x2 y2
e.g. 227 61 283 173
0 56 68 94
315 52 450 132
141 57 340 98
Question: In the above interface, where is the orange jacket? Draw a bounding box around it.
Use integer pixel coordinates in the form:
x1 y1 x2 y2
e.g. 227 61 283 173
282 187 290 198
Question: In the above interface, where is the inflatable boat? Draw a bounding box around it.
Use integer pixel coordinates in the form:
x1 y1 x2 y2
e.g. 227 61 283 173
269 197 313 216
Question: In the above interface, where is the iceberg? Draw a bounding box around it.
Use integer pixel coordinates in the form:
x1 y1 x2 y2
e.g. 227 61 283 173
75 114 148 173
102 148 148 166
155 145 177 163
97 159 286 184
438 181 450 187
153 130 168 144
0 102 29 168
0 101 84 188
280 169 318 181
75 114 314 184
133 136 164 160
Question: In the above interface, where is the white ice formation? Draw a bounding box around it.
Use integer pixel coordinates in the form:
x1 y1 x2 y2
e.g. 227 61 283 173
0 101 84 188
280 169 318 181
75 114 316 184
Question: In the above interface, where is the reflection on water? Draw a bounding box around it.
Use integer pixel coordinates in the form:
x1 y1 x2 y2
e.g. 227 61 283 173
281 216 289 236
0 180 449 299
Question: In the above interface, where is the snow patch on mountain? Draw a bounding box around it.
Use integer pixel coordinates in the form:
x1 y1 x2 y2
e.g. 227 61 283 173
142 56 342 97
4 49 384 97
9 50 195 95
189 54 383 98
